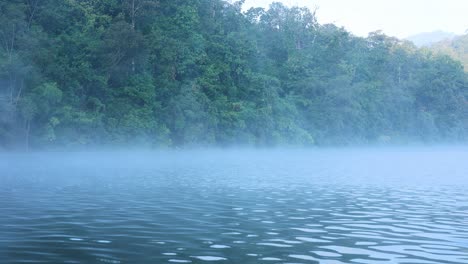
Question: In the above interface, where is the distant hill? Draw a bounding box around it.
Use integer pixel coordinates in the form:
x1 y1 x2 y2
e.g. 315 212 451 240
407 31 457 47
429 34 468 71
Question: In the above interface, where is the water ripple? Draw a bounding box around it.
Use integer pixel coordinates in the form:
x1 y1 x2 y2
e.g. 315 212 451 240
1 149 468 263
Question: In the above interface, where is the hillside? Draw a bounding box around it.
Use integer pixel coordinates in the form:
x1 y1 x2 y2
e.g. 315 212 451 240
430 33 468 71
407 31 457 47
1 1 467 149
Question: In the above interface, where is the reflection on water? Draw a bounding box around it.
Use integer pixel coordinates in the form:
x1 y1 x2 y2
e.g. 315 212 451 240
1 148 468 263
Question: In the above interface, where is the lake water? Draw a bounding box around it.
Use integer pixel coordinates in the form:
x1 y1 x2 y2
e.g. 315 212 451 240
1 148 468 264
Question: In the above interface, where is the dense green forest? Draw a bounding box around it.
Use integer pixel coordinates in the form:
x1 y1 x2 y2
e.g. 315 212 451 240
1 0 467 149
429 33 468 72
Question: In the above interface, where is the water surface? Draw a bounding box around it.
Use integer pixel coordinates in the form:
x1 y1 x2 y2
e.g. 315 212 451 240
1 148 468 263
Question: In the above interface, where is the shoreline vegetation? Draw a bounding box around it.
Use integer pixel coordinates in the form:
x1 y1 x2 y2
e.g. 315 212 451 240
1 0 467 150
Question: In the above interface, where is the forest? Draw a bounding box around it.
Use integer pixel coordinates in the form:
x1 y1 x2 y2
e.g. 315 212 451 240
0 0 467 149
429 34 468 72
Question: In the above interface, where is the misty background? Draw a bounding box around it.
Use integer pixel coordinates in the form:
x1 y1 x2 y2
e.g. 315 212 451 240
243 0 468 38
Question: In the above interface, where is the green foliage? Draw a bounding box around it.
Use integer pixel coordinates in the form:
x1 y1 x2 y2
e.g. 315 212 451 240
429 33 468 71
0 0 466 149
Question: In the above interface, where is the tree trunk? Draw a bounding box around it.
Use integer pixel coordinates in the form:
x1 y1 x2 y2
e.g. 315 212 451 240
131 0 136 73
398 65 401 85
25 119 31 151
13 78 23 110
26 0 39 29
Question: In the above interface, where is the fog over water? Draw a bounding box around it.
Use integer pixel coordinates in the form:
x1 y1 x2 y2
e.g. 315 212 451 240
1 147 468 263
2 1 467 263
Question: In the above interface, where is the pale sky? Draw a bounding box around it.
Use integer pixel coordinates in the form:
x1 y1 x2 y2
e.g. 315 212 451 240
243 0 468 38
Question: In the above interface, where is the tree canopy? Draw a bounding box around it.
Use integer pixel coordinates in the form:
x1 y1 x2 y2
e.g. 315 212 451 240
429 33 468 72
1 0 467 149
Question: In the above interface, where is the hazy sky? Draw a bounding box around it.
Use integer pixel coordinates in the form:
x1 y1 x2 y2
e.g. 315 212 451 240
243 0 468 38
